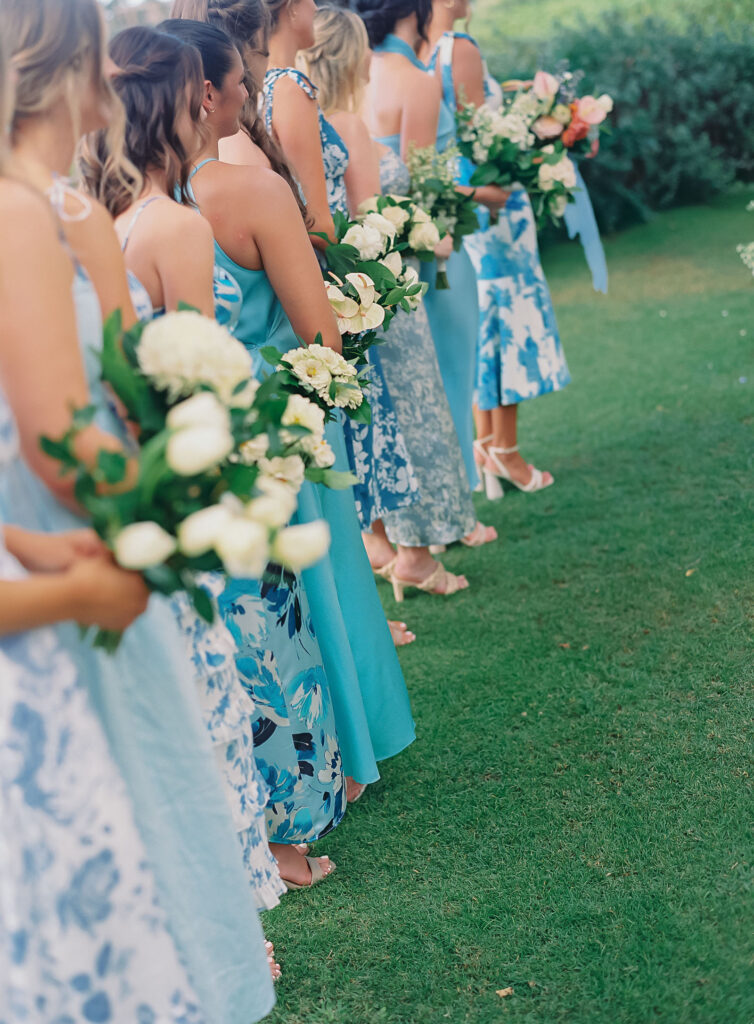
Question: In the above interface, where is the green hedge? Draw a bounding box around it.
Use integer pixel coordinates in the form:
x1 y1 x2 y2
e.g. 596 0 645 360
485 15 754 232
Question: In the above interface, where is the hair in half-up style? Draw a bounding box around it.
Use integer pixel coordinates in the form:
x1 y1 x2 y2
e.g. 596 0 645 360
349 0 432 49
169 0 309 225
79 26 205 217
299 6 369 115
1 0 123 152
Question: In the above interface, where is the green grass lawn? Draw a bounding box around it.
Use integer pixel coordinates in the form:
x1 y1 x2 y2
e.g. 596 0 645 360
265 193 754 1024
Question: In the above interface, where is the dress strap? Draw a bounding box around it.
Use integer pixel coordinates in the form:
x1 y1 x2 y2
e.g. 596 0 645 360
373 34 428 71
120 196 168 254
262 68 318 136
190 157 219 179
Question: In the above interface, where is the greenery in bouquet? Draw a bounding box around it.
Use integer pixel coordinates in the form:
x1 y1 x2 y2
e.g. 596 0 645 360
405 143 480 288
316 209 425 360
737 200 754 276
40 309 341 651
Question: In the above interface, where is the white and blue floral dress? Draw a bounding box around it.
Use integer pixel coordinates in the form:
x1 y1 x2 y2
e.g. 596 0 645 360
0 396 207 1024
263 68 420 529
433 32 570 410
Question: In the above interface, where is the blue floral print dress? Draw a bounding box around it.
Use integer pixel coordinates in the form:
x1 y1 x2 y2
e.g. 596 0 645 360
433 33 570 409
263 68 420 529
0 398 207 1024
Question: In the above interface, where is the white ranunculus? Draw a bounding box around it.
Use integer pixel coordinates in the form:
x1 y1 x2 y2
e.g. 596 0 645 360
538 157 578 192
239 433 269 464
113 521 177 570
177 504 233 557
381 251 404 278
408 220 441 253
381 203 411 231
342 223 383 261
259 454 306 489
166 424 234 475
166 391 230 432
272 520 331 573
282 394 326 438
138 310 253 404
216 517 270 578
246 475 298 528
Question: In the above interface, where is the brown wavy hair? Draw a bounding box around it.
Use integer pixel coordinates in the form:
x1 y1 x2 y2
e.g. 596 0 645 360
79 26 205 218
170 0 309 224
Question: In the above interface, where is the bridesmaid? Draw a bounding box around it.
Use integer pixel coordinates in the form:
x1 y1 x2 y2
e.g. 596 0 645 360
158 16 347 886
301 5 482 600
82 25 287 920
1 0 275 1018
422 0 570 496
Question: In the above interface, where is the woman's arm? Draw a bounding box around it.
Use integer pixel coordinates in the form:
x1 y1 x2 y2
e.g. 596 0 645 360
400 72 442 160
252 170 342 352
330 112 381 215
3 525 105 573
0 186 127 510
451 38 487 109
270 77 336 246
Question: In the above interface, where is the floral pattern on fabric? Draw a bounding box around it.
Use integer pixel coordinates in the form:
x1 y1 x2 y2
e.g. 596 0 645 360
219 567 345 844
173 574 285 911
263 68 349 216
0 550 204 1024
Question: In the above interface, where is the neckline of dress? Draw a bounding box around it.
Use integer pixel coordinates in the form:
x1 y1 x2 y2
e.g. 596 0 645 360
374 34 427 71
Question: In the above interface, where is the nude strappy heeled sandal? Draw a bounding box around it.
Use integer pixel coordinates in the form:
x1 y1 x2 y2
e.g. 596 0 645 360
472 434 493 493
390 562 468 602
484 445 554 499
284 856 337 892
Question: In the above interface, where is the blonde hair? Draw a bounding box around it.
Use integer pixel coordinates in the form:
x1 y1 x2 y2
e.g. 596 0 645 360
0 37 11 174
299 6 369 116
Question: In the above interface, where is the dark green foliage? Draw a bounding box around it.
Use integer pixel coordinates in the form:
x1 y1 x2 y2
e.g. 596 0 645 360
264 192 754 1024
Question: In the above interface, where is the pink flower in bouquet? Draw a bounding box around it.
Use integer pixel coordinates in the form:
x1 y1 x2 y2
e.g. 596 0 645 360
574 95 609 126
532 70 560 100
532 115 565 141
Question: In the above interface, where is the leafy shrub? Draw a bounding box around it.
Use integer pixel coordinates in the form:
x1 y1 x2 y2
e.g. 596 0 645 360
534 16 754 231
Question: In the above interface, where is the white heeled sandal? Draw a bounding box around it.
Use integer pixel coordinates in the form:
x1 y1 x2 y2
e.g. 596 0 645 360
484 445 554 498
472 434 493 493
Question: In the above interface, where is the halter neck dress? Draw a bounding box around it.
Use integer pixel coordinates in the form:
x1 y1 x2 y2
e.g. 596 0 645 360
0 193 275 1024
375 34 479 488
0 382 205 1021
121 199 286 910
375 147 476 546
185 159 346 846
263 68 419 531
431 32 571 409
263 72 416 784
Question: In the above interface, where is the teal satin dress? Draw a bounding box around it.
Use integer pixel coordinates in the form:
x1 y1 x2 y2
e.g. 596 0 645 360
192 158 415 787
374 35 480 489
0 252 274 1022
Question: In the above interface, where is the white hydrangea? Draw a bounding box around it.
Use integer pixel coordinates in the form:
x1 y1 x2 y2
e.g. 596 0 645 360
137 310 253 404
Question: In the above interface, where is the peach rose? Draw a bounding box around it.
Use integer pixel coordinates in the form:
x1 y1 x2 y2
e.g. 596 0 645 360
574 95 609 126
532 116 565 141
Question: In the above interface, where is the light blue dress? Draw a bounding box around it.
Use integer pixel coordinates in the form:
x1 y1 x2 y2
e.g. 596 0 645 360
375 35 480 488
0 240 275 1023
263 67 421 531
433 32 571 410
376 148 477 547
0 403 205 1023
186 161 347 842
122 201 286 907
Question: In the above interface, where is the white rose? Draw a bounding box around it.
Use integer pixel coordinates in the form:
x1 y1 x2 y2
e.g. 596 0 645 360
166 391 230 432
408 220 441 253
113 521 177 570
412 206 432 224
259 454 306 489
357 195 380 215
361 211 398 247
381 204 411 231
239 433 269 464
177 504 233 557
381 251 404 278
216 517 270 578
138 310 253 404
342 223 383 261
272 520 331 573
246 475 298 528
166 424 234 475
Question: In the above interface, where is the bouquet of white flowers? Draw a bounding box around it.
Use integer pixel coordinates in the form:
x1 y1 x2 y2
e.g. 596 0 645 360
405 143 480 288
738 200 754 276
317 210 426 360
41 310 336 651
260 340 372 426
356 194 441 266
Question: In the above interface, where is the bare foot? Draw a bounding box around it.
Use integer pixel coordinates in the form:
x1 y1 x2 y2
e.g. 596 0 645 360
462 521 498 547
346 776 368 803
487 450 553 489
269 843 335 888
265 940 281 982
389 620 416 646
